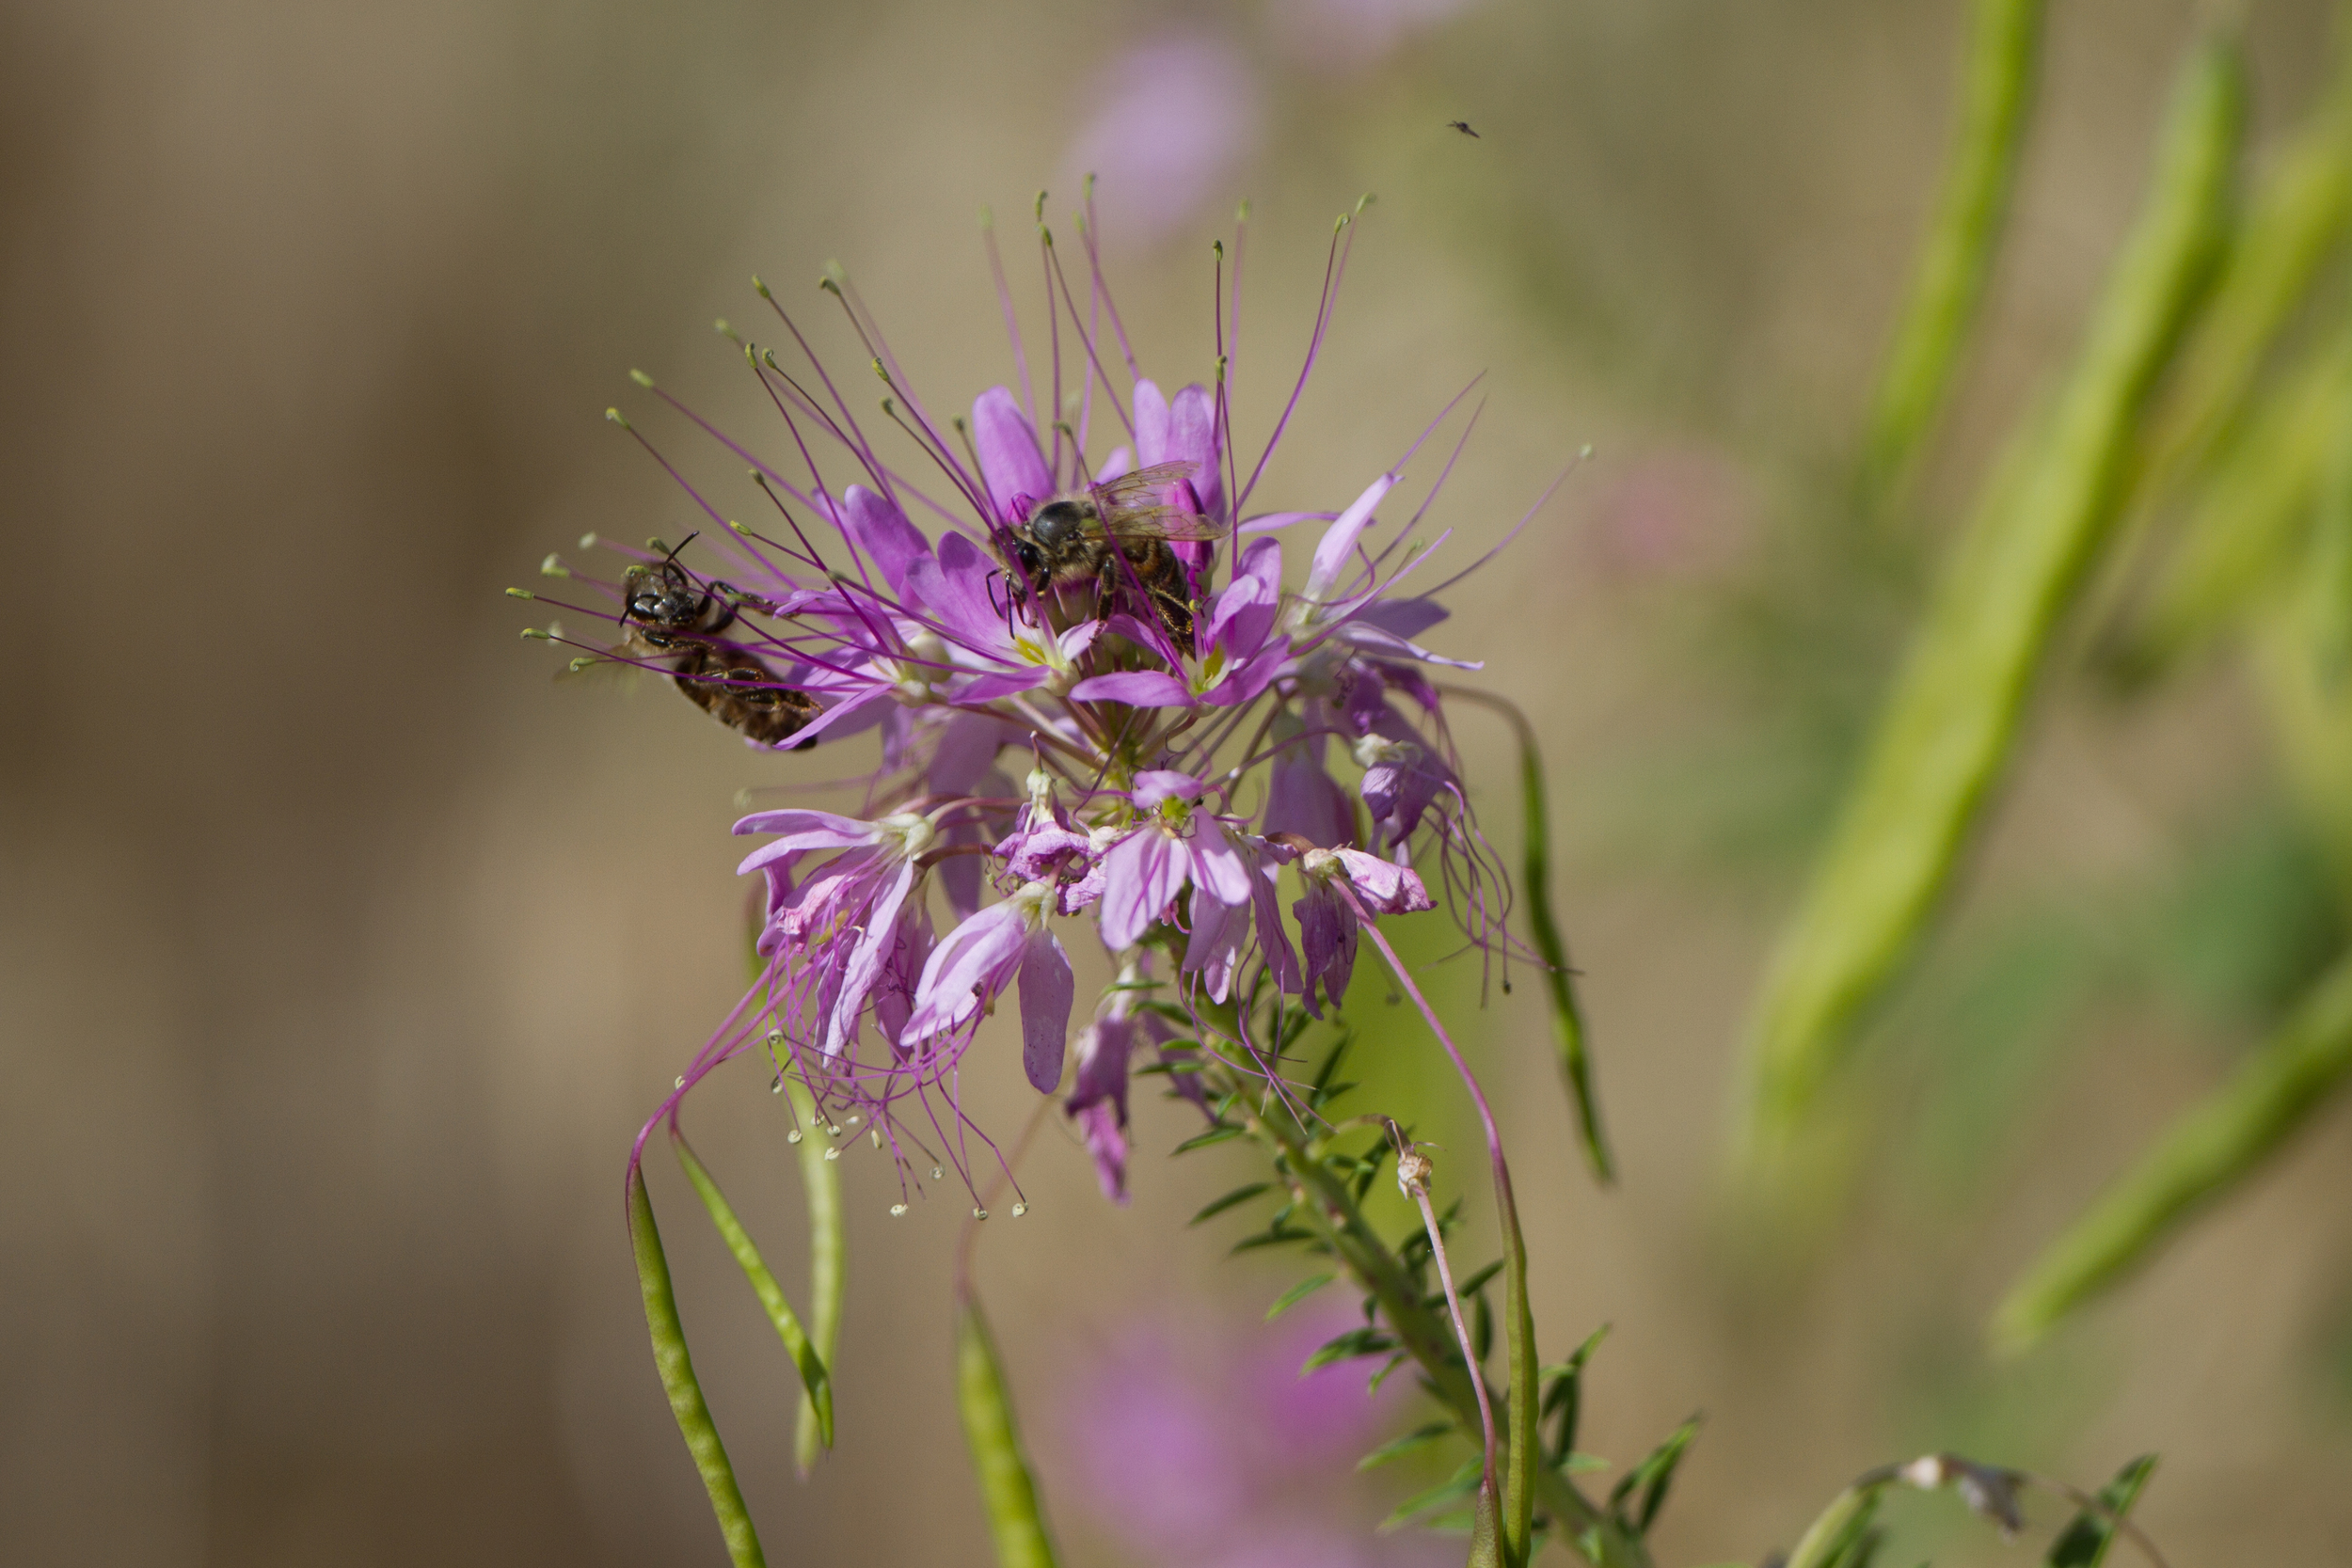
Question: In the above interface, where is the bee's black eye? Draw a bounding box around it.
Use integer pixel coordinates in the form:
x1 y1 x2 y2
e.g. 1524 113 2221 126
1013 543 1042 577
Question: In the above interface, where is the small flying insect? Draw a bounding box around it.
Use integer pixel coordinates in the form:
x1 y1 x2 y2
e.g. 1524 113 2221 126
615 539 821 747
998 461 1226 646
1446 119 1481 138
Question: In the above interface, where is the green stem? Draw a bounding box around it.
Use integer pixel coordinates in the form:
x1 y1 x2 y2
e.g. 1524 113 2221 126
1231 1076 1650 1568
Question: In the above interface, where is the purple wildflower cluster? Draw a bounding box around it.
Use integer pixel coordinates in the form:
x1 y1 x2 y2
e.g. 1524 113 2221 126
531 197 1557 1208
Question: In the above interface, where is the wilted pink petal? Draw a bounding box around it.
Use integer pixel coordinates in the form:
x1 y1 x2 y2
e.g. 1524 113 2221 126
1018 924 1074 1091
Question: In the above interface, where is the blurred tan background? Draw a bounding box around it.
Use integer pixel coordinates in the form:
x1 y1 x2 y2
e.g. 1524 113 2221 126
6 0 2351 1563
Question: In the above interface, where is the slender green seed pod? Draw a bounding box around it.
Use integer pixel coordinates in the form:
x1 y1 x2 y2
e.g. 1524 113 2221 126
2131 13 2352 509
2122 325 2352 675
627 1171 767 1568
670 1132 833 1449
1857 0 2047 513
1741 37 2244 1175
955 1295 1060 1568
787 1072 845 1476
1992 943 2352 1352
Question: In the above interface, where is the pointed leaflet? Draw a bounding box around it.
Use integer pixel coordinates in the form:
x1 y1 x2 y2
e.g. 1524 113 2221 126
627 1170 768 1568
956 1293 1061 1568
1742 37 2241 1171
671 1132 833 1448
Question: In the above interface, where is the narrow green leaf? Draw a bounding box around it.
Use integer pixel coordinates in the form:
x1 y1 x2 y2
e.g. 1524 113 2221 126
1172 1123 1245 1154
1189 1182 1271 1225
1378 1458 1484 1533
1541 1323 1613 1465
1358 1420 1456 1472
782 1075 844 1475
1609 1416 1702 1537
1857 0 2047 510
1228 1224 1317 1256
1742 35 2243 1171
1365 1350 1412 1398
2047 1454 2158 1568
1781 1482 1886 1568
1514 705 1613 1183
1301 1326 1398 1373
1994 942 2352 1350
1266 1272 1338 1321
671 1133 833 1449
955 1294 1060 1568
627 1170 767 1568
1454 1259 1506 1300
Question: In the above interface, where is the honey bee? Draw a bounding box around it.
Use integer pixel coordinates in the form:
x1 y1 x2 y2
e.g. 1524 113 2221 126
999 461 1227 646
618 544 821 748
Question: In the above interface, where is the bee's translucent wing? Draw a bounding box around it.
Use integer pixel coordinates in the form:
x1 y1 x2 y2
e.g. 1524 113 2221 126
1096 504 1229 543
1089 460 1199 506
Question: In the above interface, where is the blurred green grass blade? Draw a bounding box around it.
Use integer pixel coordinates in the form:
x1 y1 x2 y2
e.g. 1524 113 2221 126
955 1294 1060 1568
1742 36 2242 1169
627 1169 768 1568
1994 944 2352 1351
1782 1482 1885 1568
2046 1453 2157 1568
782 1075 844 1475
1858 0 2047 508
2123 327 2352 674
670 1132 833 1449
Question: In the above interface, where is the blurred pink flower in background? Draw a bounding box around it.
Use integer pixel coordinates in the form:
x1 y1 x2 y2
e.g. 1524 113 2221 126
1585 444 1756 580
1057 1301 1452 1568
1062 31 1263 248
1270 0 1487 73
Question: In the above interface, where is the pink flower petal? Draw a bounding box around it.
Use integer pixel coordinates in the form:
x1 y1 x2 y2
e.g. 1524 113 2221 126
972 385 1053 522
1069 670 1195 708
